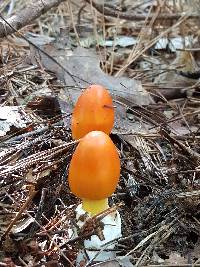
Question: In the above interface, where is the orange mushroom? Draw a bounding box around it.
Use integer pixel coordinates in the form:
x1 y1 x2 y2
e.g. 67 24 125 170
71 84 114 140
68 131 120 215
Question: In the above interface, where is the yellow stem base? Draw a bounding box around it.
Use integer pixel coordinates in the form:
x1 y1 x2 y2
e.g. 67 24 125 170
82 198 108 216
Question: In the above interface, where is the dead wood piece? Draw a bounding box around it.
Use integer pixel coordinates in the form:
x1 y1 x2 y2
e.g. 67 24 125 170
85 0 200 21
0 0 65 38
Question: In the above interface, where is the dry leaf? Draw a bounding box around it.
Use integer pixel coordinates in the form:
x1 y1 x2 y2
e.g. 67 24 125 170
29 41 153 132
30 44 153 104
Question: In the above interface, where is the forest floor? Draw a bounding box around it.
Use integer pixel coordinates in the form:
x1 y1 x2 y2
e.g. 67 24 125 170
1 0 200 266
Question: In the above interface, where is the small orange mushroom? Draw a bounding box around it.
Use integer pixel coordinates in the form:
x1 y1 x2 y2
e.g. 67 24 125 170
71 84 114 140
68 131 120 215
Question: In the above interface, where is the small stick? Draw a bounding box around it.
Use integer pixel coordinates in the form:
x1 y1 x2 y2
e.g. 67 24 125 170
1 186 38 240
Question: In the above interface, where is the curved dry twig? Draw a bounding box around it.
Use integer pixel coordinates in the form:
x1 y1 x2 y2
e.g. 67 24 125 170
84 0 200 21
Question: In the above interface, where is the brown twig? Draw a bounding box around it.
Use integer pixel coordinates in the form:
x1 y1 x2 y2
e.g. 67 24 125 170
84 0 200 21
1 186 38 240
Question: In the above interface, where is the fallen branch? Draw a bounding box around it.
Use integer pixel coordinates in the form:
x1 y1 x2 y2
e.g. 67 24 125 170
85 0 200 21
0 0 65 38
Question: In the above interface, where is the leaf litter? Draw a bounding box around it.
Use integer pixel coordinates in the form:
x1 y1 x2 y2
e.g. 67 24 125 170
1 0 200 266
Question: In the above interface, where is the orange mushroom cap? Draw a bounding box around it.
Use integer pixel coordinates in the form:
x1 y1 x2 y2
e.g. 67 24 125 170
71 84 114 140
68 131 120 200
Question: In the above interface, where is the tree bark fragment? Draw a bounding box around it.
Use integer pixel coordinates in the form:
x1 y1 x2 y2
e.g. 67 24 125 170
0 0 66 38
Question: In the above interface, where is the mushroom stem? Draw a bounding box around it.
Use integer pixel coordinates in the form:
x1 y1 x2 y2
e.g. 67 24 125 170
82 198 108 216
